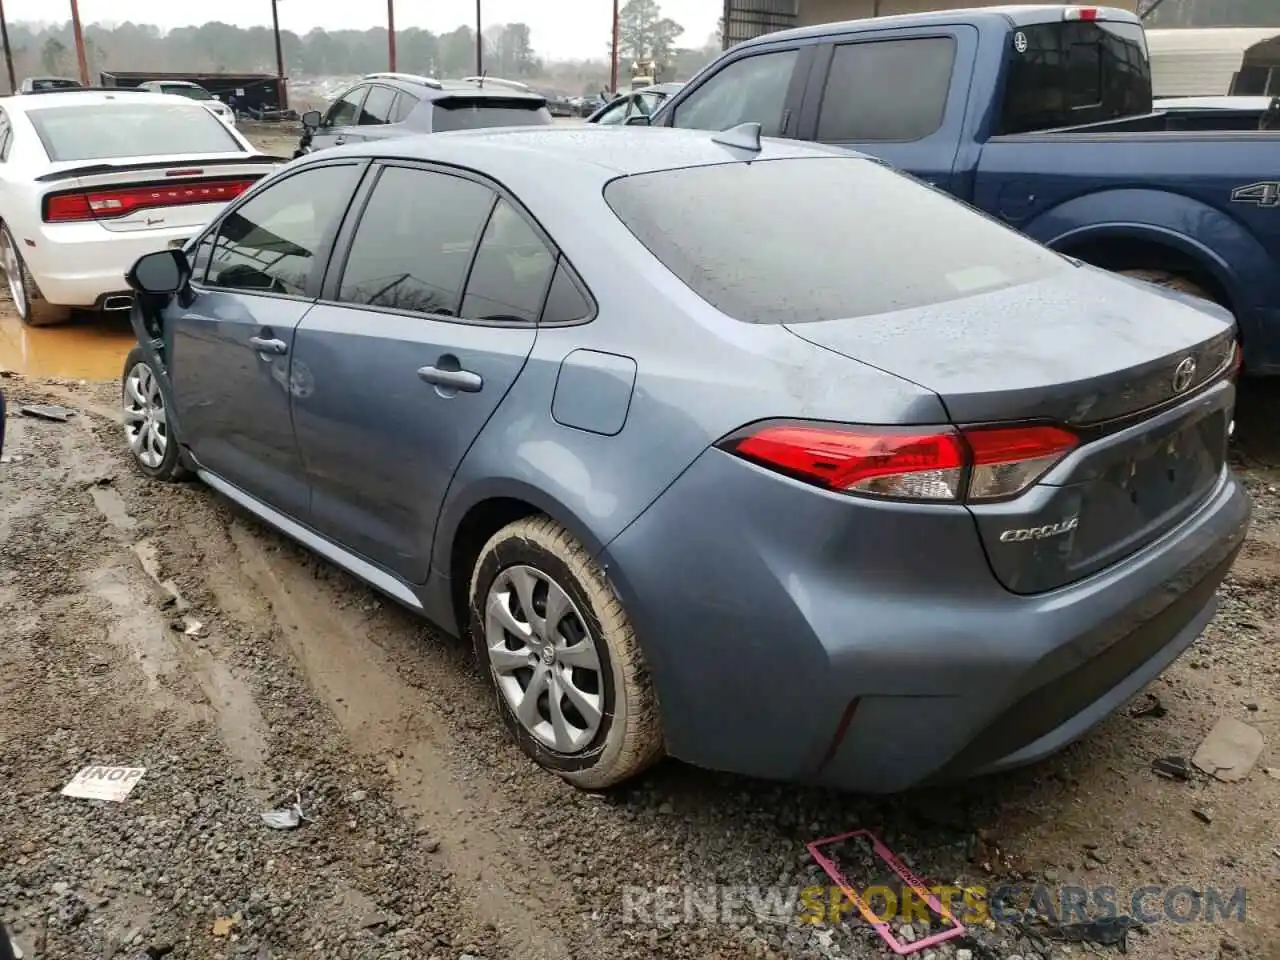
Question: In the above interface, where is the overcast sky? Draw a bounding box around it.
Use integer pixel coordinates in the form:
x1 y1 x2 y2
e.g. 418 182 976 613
6 0 722 60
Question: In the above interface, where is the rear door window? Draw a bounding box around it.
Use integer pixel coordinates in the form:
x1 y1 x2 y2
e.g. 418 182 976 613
817 37 956 142
359 85 397 125
459 199 556 324
337 165 495 316
604 157 1066 325
999 20 1152 134
669 49 799 136
390 92 418 123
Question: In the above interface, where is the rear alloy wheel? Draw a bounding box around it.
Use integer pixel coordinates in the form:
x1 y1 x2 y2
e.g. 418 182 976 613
0 224 72 327
469 516 663 789
122 345 188 481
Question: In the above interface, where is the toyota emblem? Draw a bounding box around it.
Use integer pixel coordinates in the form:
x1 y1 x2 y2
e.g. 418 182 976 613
1172 357 1197 394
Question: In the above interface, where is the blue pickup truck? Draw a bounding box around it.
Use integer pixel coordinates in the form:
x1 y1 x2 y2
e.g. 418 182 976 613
647 5 1280 373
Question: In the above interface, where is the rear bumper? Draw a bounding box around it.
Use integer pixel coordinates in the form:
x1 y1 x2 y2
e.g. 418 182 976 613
21 222 200 308
601 449 1249 793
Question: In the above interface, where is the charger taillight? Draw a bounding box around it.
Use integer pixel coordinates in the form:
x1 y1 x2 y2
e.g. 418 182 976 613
43 177 258 223
720 422 1079 503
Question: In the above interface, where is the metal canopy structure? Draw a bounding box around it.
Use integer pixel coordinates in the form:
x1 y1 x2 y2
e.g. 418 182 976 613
722 0 798 49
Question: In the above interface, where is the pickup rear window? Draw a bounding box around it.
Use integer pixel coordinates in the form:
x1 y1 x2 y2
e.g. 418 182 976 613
1000 20 1152 134
431 97 553 132
604 157 1067 325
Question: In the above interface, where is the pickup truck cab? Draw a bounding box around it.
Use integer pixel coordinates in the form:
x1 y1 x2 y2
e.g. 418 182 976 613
649 5 1280 374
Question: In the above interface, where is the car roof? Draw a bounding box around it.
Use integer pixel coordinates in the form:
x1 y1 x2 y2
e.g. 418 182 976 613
731 3 1139 49
1 89 208 112
316 124 860 180
146 79 202 86
358 74 545 103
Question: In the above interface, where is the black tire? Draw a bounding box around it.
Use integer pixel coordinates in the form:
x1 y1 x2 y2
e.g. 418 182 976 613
1118 269 1213 303
121 345 189 482
0 223 72 327
468 516 663 789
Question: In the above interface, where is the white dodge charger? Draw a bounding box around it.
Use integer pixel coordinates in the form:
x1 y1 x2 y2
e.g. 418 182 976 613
0 89 279 326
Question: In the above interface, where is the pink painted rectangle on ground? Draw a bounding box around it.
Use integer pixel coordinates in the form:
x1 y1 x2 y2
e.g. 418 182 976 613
806 828 967 956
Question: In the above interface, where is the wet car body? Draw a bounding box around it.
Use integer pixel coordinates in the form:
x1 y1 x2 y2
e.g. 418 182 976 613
120 127 1248 793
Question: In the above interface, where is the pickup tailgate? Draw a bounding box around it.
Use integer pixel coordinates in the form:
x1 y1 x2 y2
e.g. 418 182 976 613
787 267 1237 594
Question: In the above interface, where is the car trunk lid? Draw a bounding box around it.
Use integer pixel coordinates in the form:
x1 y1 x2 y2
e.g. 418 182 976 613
38 154 279 234
785 268 1237 594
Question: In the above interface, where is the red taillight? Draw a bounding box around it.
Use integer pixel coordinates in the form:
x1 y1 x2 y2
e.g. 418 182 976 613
963 425 1078 500
1063 6 1100 20
43 177 258 223
721 422 1079 503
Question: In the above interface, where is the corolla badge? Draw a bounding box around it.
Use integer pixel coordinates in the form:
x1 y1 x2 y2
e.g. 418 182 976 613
1172 357 1197 394
999 517 1079 543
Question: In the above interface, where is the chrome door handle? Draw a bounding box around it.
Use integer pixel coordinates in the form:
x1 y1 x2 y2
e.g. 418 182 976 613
248 336 287 355
334 136 346 146
418 366 483 392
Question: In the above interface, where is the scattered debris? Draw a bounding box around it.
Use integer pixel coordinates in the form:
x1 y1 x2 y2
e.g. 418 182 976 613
18 404 73 423
1152 756 1192 781
1041 914 1142 950
261 790 313 830
1129 693 1166 719
1264 767 1280 781
260 807 301 830
183 619 204 638
211 916 236 937
60 765 146 803
1191 717 1264 782
1192 807 1214 824
807 829 966 955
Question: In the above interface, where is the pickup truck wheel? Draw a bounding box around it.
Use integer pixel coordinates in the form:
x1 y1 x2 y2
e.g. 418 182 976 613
468 516 664 790
1 224 71 327
122 345 189 482
1118 269 1212 303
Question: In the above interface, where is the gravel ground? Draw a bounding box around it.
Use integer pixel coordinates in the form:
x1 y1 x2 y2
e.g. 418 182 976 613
0 137 1277 957
1 368 1276 960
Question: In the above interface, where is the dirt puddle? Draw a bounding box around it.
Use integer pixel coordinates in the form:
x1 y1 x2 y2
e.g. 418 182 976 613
0 307 135 379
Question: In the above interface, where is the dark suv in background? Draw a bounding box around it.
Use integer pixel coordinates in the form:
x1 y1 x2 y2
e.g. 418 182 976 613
296 73 552 156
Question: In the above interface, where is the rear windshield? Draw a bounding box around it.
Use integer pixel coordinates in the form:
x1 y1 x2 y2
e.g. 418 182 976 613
603 157 1068 324
431 98 552 132
1000 20 1152 134
162 84 213 101
27 102 242 161
31 78 81 91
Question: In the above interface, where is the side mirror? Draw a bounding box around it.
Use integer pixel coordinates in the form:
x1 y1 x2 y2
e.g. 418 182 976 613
126 249 190 295
302 110 322 130
625 115 651 127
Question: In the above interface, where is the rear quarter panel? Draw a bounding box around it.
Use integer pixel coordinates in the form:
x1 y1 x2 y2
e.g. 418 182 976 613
429 174 947 602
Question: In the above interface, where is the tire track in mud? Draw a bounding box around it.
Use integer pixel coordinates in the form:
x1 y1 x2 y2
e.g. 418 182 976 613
170 504 590 960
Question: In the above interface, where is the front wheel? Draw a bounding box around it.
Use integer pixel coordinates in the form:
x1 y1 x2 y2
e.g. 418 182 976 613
121 345 189 482
468 516 664 789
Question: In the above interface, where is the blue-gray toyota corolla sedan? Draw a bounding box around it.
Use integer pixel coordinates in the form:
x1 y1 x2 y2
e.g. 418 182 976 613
118 125 1249 794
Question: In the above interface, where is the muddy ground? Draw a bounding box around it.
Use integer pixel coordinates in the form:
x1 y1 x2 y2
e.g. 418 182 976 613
0 122 1277 960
